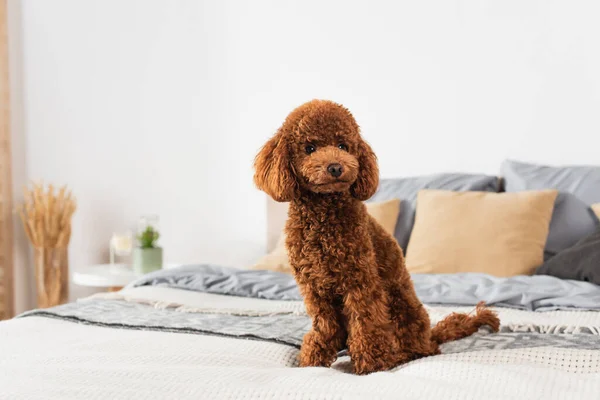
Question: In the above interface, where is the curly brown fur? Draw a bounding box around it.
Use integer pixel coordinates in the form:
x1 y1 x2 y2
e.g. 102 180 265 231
431 302 501 345
254 99 500 375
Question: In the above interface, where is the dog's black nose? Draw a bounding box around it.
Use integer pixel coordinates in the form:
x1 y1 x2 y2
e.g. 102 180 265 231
327 163 343 178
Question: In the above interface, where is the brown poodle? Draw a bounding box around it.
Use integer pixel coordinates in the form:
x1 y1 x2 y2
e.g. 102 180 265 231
254 99 500 375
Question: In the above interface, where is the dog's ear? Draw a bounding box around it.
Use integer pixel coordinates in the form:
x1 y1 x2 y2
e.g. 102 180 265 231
253 131 298 202
351 138 379 201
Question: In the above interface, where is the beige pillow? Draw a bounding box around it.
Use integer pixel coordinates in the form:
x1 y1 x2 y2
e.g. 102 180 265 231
364 199 402 237
252 198 401 273
592 203 600 219
406 189 558 277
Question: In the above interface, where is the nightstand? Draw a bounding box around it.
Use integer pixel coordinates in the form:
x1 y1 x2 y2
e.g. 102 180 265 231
73 263 182 292
73 264 140 292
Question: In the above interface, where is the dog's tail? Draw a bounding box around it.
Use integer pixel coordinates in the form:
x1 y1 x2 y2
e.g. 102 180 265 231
431 302 500 345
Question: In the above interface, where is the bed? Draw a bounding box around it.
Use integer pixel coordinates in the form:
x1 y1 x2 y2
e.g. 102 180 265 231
1 264 600 399
3 165 600 399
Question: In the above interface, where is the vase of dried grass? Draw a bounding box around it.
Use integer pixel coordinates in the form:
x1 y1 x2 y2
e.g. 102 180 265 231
17 183 77 309
33 247 69 308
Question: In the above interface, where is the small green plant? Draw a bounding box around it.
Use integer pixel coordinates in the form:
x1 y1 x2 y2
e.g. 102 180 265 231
137 226 159 249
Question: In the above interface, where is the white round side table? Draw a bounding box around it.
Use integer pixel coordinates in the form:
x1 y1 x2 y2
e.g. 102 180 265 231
73 264 140 292
73 263 182 292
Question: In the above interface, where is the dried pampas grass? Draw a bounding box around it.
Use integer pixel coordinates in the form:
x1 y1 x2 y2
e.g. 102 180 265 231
17 182 76 308
18 182 76 249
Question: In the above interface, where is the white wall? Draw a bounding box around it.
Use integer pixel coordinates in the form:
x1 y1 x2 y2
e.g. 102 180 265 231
11 0 600 311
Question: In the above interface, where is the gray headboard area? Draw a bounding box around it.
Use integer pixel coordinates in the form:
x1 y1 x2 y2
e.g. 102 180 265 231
266 197 289 253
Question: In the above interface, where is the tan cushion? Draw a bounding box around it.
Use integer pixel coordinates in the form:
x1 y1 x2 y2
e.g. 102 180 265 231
592 203 600 219
364 199 402 237
405 189 558 277
252 199 401 273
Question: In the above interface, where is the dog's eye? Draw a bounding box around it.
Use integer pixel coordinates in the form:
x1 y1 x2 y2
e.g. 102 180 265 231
338 143 348 151
305 144 316 154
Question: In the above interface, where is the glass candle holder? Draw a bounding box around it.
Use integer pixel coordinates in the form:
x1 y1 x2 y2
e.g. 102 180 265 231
110 231 133 266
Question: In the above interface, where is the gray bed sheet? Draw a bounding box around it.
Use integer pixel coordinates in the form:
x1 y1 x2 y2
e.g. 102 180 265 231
128 264 600 312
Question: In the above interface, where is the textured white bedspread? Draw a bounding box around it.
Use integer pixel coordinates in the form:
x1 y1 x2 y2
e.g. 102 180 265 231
1 287 600 400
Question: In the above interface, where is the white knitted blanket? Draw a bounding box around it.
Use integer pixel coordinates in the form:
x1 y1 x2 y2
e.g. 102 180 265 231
1 287 599 400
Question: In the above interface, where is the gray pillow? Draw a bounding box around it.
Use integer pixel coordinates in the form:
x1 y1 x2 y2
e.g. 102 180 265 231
367 173 500 251
535 229 600 285
501 159 600 204
545 192 599 259
501 160 600 259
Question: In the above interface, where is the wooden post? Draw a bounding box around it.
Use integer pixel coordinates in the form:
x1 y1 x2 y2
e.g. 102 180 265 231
0 0 14 319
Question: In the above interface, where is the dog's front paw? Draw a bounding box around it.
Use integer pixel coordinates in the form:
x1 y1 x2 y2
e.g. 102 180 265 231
348 333 410 375
351 349 393 375
299 348 334 368
299 331 337 368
